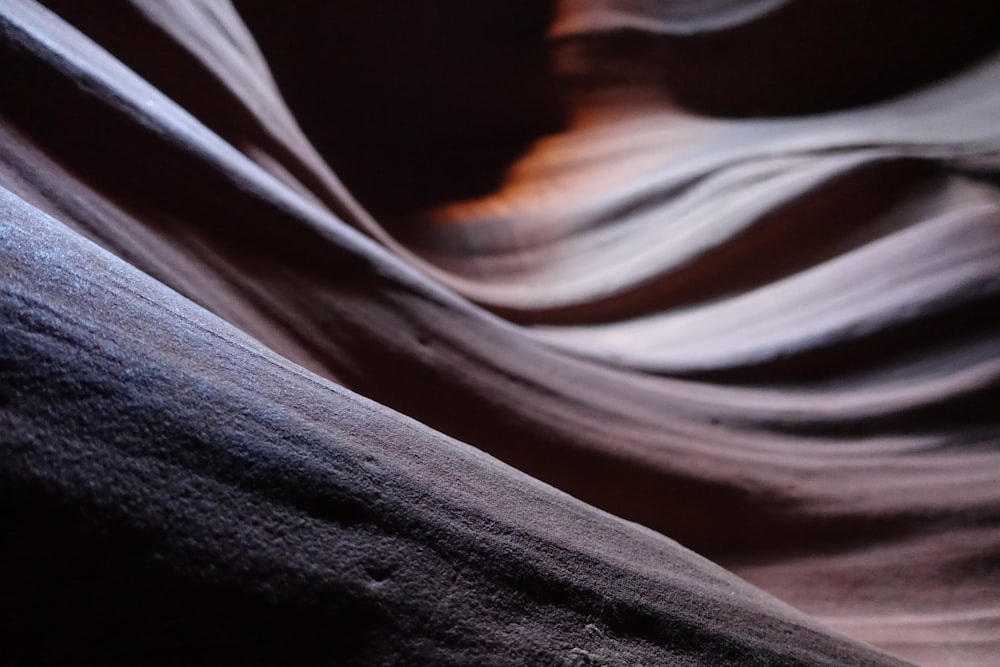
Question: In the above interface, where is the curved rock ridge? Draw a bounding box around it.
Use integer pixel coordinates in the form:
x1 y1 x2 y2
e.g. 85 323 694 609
2 186 903 666
2 1 998 665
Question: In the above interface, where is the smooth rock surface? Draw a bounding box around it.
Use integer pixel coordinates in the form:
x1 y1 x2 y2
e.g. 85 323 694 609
2 1 998 664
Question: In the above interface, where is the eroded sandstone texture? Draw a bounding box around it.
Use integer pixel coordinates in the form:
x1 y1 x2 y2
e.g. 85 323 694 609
2 1 998 665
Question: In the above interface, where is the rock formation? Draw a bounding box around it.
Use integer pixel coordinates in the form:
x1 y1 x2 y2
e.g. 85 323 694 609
2 1 998 664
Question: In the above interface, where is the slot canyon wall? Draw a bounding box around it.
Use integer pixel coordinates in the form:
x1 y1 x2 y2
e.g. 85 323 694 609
2 1 999 664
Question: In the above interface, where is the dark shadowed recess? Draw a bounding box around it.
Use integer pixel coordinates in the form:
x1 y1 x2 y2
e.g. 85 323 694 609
34 1 997 226
33 0 351 217
232 0 1000 222
558 0 1000 118
231 0 570 222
